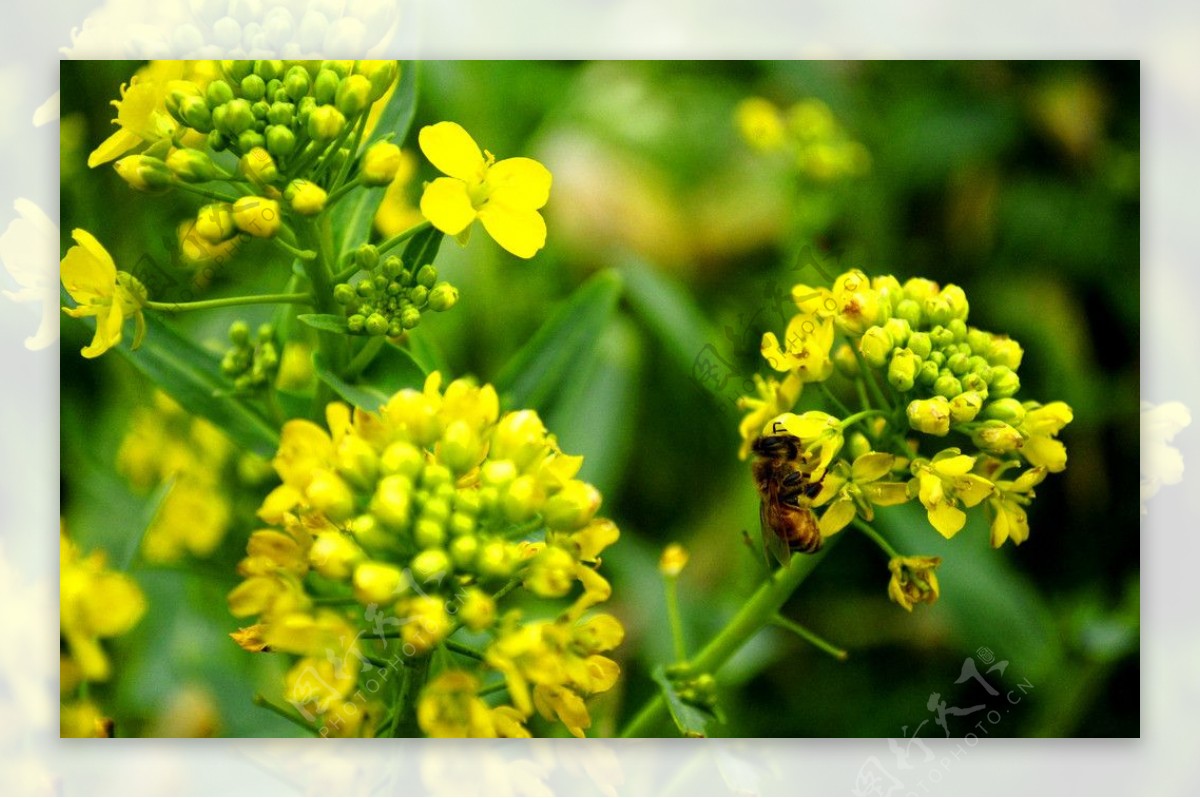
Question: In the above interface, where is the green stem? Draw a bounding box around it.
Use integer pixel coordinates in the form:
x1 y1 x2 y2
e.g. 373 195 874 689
297 220 346 409
378 220 433 256
619 544 831 737
851 344 894 414
852 518 901 560
477 680 509 698
392 655 429 737
332 114 369 190
663 575 687 664
253 694 317 734
443 639 485 661
816 381 854 420
324 175 363 209
271 236 317 261
771 613 848 661
345 335 385 379
171 180 239 204
146 292 313 313
839 409 890 431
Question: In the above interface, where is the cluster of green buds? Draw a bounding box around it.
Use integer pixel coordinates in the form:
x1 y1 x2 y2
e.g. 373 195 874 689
333 244 459 336
227 373 622 737
220 321 279 393
663 666 719 715
735 96 870 182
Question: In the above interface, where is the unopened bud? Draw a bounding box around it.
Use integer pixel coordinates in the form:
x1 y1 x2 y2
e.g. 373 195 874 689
982 397 1026 426
949 391 983 423
907 397 952 436
370 474 412 530
543 480 602 531
114 155 171 191
285 179 326 216
859 326 892 368
659 543 689 577
428 283 459 312
195 203 236 243
240 147 279 185
232 197 281 238
353 561 406 604
988 337 1024 370
887 348 920 392
335 74 372 117
314 69 340 104
362 141 403 186
411 548 451 585
308 105 345 141
988 365 1021 399
972 420 1025 454
356 60 399 101
166 148 217 182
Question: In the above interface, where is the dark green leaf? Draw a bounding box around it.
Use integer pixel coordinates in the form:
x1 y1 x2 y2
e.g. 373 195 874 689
298 313 350 334
494 270 623 411
313 343 426 411
400 225 444 270
405 327 451 376
363 60 420 153
651 665 715 738
107 312 279 457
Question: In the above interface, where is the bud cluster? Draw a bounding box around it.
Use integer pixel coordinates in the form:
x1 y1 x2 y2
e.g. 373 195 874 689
221 321 279 393
735 96 870 182
333 245 459 336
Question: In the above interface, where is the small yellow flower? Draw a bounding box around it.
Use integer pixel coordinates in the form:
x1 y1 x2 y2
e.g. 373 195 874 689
736 372 803 460
60 530 146 682
60 229 147 358
911 449 995 539
1019 401 1073 472
417 671 499 738
658 543 689 577
761 310 836 383
60 699 113 738
887 555 942 611
980 462 1047 548
735 97 786 152
418 121 552 259
816 452 910 537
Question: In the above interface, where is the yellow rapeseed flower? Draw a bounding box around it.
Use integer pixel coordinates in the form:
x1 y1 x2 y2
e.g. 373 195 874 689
60 530 145 682
735 97 786 152
887 555 942 611
418 121 552 259
60 229 147 358
911 449 994 538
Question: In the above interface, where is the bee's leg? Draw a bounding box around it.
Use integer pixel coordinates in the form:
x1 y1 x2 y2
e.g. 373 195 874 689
740 529 773 576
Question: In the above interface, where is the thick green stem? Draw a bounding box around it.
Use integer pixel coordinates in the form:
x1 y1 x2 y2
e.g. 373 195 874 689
146 292 313 313
619 545 830 737
296 220 347 410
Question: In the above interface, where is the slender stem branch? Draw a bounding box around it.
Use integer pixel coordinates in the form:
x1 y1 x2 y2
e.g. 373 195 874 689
171 180 239 204
852 518 901 560
253 694 316 734
378 220 432 255
619 543 831 737
345 335 385 379
663 575 687 664
477 680 509 698
839 409 890 431
271 236 317 261
324 175 364 209
816 381 854 420
146 292 313 313
851 344 894 414
332 114 368 189
771 613 848 661
443 639 485 661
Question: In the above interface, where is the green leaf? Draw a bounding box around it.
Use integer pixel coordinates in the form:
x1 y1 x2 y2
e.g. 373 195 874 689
650 665 715 738
405 327 451 376
297 313 350 334
400 225 444 270
363 60 420 153
313 343 427 411
107 312 279 457
494 270 623 411
121 476 176 570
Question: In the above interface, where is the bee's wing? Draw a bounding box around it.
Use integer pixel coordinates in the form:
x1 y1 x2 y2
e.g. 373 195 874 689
761 500 793 569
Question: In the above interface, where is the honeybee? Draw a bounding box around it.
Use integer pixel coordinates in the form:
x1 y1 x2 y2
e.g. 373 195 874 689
751 434 824 567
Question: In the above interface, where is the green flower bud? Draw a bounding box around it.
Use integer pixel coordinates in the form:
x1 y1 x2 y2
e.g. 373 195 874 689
449 535 480 570
284 66 310 100
308 105 345 141
239 147 279 185
380 441 423 479
165 148 217 182
477 540 514 580
322 60 355 78
237 130 265 152
314 69 340 104
382 256 403 279
207 130 229 152
906 396 951 436
988 337 1024 370
333 283 356 305
933 372 962 398
988 365 1021 399
284 178 327 216
847 431 872 461
923 293 954 327
427 283 459 312
902 277 940 303
482 459 518 488
960 372 989 396
206 79 234 108
458 587 495 632
113 155 171 191
858 326 892 368
178 95 212 132
356 244 379 270
353 561 407 605
335 435 378 490
543 480 602 531
882 316 911 348
414 519 446 549
220 98 255 135
305 470 356 521
972 420 1025 454
449 512 476 537
241 73 267 101
222 60 254 82
365 313 389 336
454 489 482 517
887 348 920 392
254 59 284 82
916 359 940 388
966 355 990 375
982 397 1026 426
409 285 429 307
400 306 421 329
421 463 453 490
947 317 968 342
906 330 932 359
947 352 970 376
965 327 992 354
335 74 372 117
949 391 983 423
362 141 403 186
416 263 438 288
942 284 969 321
232 196 281 238
833 343 859 378
195 203 236 243
439 419 481 474
267 102 294 126
356 279 375 298
894 298 922 329
502 475 542 523
371 474 413 530
356 60 399 101
229 320 250 345
347 314 365 334
412 549 451 585
930 325 955 350
165 80 203 118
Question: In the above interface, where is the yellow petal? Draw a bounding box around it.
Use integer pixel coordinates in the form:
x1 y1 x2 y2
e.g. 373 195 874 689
477 201 547 259
419 177 477 236
88 128 143 168
419 121 485 181
932 453 975 477
928 502 966 538
819 498 857 537
80 300 125 358
759 332 790 372
953 474 994 508
61 230 117 304
866 482 911 507
852 452 895 483
487 157 552 211
1023 435 1068 472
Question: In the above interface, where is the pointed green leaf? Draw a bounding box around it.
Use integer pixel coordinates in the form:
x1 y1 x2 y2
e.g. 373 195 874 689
651 665 715 738
313 343 426 412
297 313 351 334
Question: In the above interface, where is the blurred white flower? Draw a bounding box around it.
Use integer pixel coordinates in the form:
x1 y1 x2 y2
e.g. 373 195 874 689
1141 400 1191 514
61 0 406 59
0 199 60 351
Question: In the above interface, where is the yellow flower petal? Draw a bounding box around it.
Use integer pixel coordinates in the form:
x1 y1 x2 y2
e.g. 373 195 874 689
61 229 117 304
88 128 143 168
819 498 857 537
477 201 547 259
928 502 966 538
487 156 552 211
419 121 485 182
420 177 477 236
1024 435 1068 472
852 452 895 483
80 300 125 358
953 474 994 508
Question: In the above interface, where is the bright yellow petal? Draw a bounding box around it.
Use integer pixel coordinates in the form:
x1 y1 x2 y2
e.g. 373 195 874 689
932 454 975 477
866 482 911 507
819 498 856 537
477 201 547 259
61 231 116 304
928 502 966 539
419 122 485 181
88 128 142 168
488 157 552 211
851 452 894 483
953 474 994 508
760 332 791 372
80 301 125 358
1023 435 1068 472
420 177 477 236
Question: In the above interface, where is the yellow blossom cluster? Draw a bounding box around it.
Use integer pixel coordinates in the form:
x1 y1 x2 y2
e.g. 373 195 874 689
739 268 1073 610
116 391 240 563
227 372 622 737
735 97 870 182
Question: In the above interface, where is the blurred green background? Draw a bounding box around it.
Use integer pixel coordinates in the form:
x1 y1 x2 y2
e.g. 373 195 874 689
59 60 1139 737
